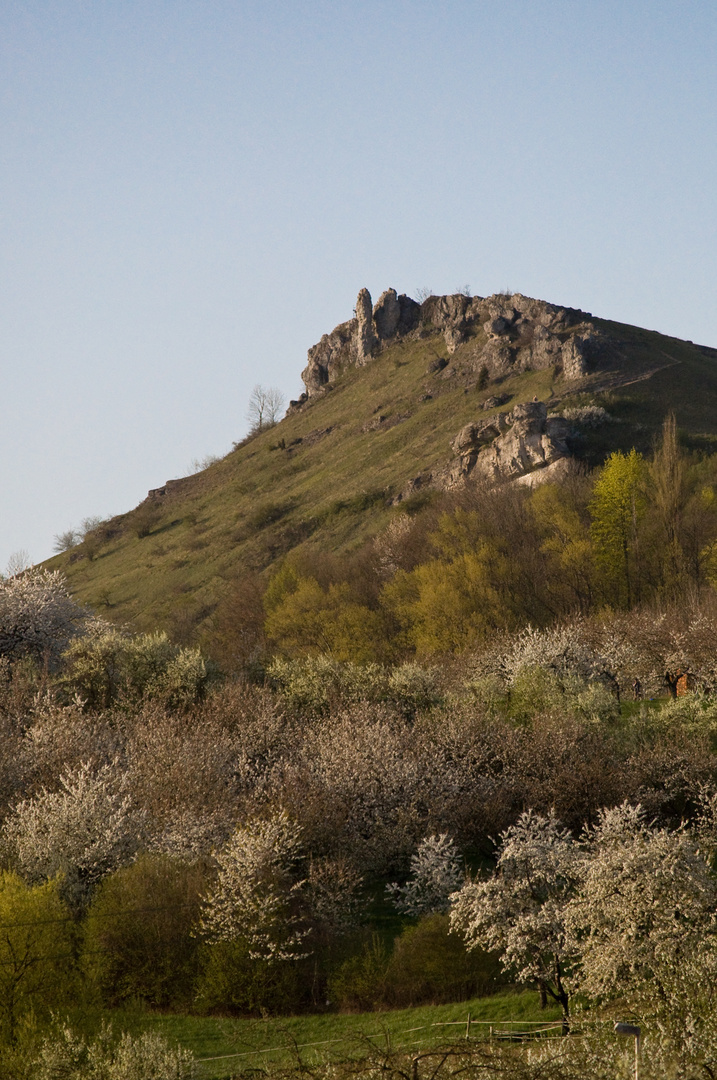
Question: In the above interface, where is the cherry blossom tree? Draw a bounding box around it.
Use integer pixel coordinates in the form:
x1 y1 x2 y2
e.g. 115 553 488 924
387 833 463 916
0 569 86 665
566 802 717 1061
450 810 581 1024
200 811 309 963
2 761 142 912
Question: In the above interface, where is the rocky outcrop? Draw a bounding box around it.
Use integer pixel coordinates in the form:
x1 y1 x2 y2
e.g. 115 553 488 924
354 288 375 365
302 319 355 394
300 287 608 399
445 401 571 486
470 293 607 382
301 287 422 395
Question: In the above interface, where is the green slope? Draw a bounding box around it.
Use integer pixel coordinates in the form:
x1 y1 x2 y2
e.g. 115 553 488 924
45 307 717 638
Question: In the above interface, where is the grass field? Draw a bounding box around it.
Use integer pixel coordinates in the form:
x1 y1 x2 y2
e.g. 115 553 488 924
94 991 561 1078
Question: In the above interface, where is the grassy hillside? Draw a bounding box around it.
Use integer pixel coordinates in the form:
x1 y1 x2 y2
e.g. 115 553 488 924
45 305 717 638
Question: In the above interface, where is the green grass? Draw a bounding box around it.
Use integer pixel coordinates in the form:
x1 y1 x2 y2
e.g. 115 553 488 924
92 991 560 1078
44 313 717 639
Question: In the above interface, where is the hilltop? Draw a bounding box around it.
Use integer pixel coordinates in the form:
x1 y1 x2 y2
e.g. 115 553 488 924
46 287 717 642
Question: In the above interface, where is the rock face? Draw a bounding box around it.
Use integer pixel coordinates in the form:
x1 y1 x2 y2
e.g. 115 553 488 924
446 401 572 486
354 288 375 365
301 287 422 394
300 287 607 397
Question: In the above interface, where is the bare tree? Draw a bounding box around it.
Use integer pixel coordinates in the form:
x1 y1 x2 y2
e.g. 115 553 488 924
5 550 31 578
52 530 80 553
246 384 285 434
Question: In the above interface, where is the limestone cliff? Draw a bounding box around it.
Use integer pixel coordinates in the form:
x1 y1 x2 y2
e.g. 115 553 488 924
298 287 609 401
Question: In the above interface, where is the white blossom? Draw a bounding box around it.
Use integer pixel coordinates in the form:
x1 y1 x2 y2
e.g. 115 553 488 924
0 569 86 665
450 810 580 1020
387 833 463 916
200 811 309 962
566 802 717 1058
2 761 142 910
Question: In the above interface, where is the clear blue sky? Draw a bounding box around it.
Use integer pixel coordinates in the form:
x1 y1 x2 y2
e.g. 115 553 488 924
2 0 716 570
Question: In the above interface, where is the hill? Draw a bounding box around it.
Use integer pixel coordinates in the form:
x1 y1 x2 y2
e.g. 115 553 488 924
45 287 717 642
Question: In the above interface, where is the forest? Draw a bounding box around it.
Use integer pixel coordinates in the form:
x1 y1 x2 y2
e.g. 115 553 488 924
4 418 717 1078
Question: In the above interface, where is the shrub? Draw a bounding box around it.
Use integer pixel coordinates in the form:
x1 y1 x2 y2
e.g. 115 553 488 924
33 1025 196 1080
82 854 205 1008
384 914 501 1007
387 662 441 716
327 934 390 1011
197 938 302 1015
61 628 208 709
267 656 388 716
132 504 161 539
0 872 76 1044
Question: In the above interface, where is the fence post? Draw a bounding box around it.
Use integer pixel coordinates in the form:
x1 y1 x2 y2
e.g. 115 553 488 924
465 1013 471 1039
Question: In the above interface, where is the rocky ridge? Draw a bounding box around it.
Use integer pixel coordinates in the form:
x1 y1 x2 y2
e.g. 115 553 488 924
298 287 609 401
296 287 614 487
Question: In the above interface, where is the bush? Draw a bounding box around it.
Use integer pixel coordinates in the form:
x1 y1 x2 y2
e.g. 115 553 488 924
61 628 208 709
33 1025 196 1080
384 914 502 1006
0 872 76 1044
387 662 442 717
267 656 388 715
132 504 161 539
328 918 501 1012
197 939 302 1014
82 854 205 1008
327 934 390 1011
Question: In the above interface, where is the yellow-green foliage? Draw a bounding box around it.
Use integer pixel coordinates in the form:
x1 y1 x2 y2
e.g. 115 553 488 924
589 448 647 607
264 569 388 662
381 513 510 655
0 872 76 1043
82 855 205 1009
62 627 207 708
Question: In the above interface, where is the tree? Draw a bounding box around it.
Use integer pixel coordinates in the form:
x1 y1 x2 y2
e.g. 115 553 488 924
52 530 80 553
3 762 142 912
5 550 31 578
82 854 205 1007
650 412 689 590
246 384 285 433
589 449 646 607
381 545 508 655
450 810 580 1024
0 872 75 1044
566 803 717 1059
200 811 308 962
0 569 86 665
386 834 463 916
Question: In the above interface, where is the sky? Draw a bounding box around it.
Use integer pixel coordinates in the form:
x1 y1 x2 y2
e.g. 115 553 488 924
1 0 716 570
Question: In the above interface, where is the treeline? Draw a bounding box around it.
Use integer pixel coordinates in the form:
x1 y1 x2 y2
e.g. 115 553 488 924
208 416 717 669
2 570 717 1038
